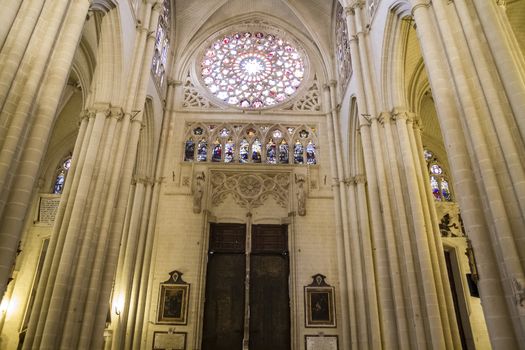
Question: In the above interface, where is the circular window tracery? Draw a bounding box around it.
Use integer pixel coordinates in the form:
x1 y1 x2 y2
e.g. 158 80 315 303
200 31 306 109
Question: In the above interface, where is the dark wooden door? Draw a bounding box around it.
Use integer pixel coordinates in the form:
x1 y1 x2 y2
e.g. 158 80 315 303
202 224 246 350
249 225 290 350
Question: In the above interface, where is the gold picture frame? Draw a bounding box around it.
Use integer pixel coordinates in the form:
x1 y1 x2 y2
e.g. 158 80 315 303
157 270 190 325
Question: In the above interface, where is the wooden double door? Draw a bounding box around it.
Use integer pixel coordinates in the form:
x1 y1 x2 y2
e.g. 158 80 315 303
202 223 290 350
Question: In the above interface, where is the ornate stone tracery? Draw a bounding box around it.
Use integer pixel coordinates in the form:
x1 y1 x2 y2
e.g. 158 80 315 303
210 171 290 210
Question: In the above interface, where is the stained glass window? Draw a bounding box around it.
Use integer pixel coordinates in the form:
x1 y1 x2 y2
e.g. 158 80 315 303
201 31 305 109
52 156 72 194
335 3 352 92
152 0 170 88
424 148 453 202
183 123 318 166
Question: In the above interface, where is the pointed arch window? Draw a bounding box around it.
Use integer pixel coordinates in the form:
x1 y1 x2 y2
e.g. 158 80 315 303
152 0 171 88
183 123 318 165
52 156 72 194
424 149 453 202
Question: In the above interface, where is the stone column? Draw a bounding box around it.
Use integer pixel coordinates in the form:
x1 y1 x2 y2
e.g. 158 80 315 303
410 0 520 348
0 0 91 298
323 84 354 350
346 4 397 346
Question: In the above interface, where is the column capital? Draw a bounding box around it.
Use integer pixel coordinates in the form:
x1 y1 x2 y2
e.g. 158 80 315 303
410 0 431 17
358 114 372 128
378 111 392 125
354 174 367 185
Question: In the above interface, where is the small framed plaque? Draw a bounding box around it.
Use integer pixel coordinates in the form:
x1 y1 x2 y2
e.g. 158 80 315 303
153 331 186 350
305 334 338 350
304 274 336 328
157 271 190 325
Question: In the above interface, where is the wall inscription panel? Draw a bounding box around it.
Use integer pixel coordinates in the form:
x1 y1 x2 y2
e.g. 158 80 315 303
38 196 61 224
305 335 338 350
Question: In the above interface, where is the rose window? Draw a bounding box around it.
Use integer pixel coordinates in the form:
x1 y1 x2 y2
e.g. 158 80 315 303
201 31 305 109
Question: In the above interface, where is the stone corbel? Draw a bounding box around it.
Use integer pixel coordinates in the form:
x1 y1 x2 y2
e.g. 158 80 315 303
378 111 392 125
193 171 205 214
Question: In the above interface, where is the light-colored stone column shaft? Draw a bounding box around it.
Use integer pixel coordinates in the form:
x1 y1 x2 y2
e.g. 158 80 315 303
395 113 449 349
431 3 525 332
0 0 47 111
38 110 108 350
407 116 460 349
327 81 367 349
471 0 525 138
369 115 409 349
410 1 519 348
453 0 525 246
0 0 23 48
0 0 71 196
0 0 90 298
111 180 147 350
88 5 162 348
134 80 178 349
379 113 426 349
354 176 381 349
346 6 394 347
323 86 353 350
22 113 90 349
59 113 120 349
124 181 154 350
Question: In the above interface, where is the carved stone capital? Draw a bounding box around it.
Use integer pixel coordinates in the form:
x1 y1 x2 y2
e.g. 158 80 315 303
354 175 367 185
378 111 392 125
358 114 372 128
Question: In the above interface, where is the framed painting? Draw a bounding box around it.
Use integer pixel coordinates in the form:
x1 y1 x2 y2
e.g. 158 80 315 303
304 274 336 328
157 270 190 325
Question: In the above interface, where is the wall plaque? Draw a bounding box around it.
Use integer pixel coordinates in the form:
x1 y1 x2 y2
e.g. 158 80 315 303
305 335 338 350
38 195 61 224
153 331 186 350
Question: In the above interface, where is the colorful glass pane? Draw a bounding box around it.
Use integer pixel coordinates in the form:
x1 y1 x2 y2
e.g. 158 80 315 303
431 176 441 200
225 139 235 163
294 140 304 164
197 139 207 161
306 141 316 165
266 139 277 164
52 157 72 194
212 139 222 162
441 180 452 201
184 139 195 161
240 138 249 163
201 31 305 109
430 164 443 175
424 149 433 161
279 140 289 164
252 139 262 163
152 0 170 88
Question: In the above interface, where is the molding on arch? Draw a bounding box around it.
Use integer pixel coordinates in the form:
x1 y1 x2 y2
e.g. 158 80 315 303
90 0 117 13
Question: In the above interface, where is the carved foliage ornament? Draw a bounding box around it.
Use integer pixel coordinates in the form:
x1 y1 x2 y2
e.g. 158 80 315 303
210 171 290 210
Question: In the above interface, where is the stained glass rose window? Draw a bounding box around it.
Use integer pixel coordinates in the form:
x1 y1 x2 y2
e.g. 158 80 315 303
201 31 305 109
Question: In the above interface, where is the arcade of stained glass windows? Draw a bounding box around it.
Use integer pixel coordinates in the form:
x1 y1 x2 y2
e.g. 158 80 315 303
52 156 72 194
424 149 452 202
151 0 170 88
200 31 306 109
183 123 318 165
335 3 352 93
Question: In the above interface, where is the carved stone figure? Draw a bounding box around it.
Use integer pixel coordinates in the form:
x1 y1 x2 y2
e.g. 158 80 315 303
193 172 205 214
296 174 306 216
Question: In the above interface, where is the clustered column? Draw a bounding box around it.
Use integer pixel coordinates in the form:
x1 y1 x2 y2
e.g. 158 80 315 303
410 0 525 347
0 0 92 299
18 1 164 349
